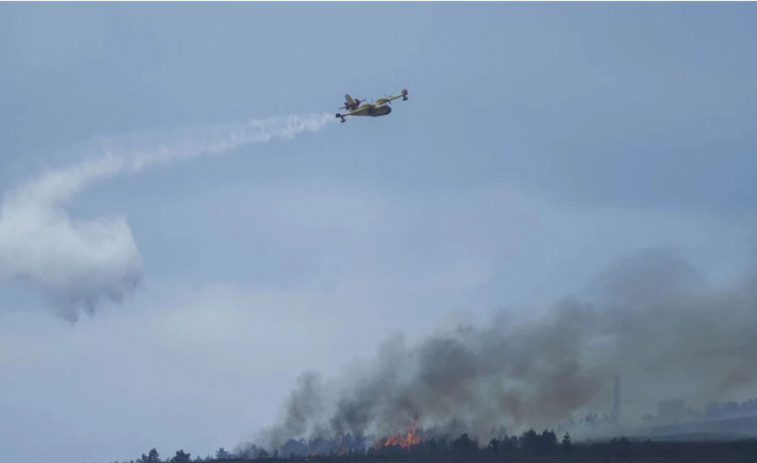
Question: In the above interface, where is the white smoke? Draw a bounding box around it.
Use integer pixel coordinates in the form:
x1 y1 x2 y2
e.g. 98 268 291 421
0 113 334 321
246 248 757 451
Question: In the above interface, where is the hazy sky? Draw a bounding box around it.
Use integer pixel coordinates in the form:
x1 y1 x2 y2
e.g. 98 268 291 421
1 3 757 463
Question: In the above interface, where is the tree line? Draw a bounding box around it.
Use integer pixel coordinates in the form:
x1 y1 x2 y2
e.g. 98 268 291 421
113 430 757 463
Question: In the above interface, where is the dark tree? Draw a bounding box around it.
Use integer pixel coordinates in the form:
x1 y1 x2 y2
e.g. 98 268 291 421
452 433 478 454
138 449 161 463
487 438 500 455
520 429 558 455
498 435 518 453
215 448 234 460
539 429 558 451
422 437 443 455
519 429 539 453
170 450 191 463
561 432 572 453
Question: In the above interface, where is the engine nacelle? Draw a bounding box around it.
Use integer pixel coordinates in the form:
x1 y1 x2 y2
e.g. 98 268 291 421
342 99 361 110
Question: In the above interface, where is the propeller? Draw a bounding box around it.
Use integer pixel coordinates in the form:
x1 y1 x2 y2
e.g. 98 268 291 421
338 98 363 110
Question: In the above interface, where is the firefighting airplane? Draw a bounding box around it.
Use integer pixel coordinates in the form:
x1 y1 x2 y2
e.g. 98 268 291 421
335 89 409 123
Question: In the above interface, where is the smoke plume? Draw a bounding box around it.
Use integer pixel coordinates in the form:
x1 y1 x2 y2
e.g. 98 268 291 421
0 113 333 321
250 247 757 450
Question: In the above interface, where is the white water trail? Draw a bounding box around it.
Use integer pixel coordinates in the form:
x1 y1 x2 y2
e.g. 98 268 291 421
0 113 334 321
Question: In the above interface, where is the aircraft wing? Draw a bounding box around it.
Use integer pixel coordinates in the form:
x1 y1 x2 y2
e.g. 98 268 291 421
374 90 409 106
343 106 369 117
385 89 408 103
335 105 369 122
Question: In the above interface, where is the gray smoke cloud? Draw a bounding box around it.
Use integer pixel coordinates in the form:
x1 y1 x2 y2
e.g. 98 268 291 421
0 114 333 322
251 247 757 450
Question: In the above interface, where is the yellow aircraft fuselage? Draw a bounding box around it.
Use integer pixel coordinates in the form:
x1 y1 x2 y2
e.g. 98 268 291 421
352 104 392 117
336 90 407 123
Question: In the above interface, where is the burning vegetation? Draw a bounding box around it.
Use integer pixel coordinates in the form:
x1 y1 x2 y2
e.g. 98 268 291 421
372 427 423 451
236 249 757 459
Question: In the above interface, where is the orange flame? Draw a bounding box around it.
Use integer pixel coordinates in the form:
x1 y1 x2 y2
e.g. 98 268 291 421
373 427 423 450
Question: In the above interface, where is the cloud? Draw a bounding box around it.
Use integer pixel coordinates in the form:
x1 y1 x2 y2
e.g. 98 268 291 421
0 113 333 321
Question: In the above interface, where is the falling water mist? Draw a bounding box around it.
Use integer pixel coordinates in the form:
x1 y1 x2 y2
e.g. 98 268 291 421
0 113 334 321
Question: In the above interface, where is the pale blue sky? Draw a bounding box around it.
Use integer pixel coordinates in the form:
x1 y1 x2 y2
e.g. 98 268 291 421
1 3 757 463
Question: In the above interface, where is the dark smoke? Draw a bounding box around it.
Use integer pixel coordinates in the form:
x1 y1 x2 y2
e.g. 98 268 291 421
245 247 757 452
